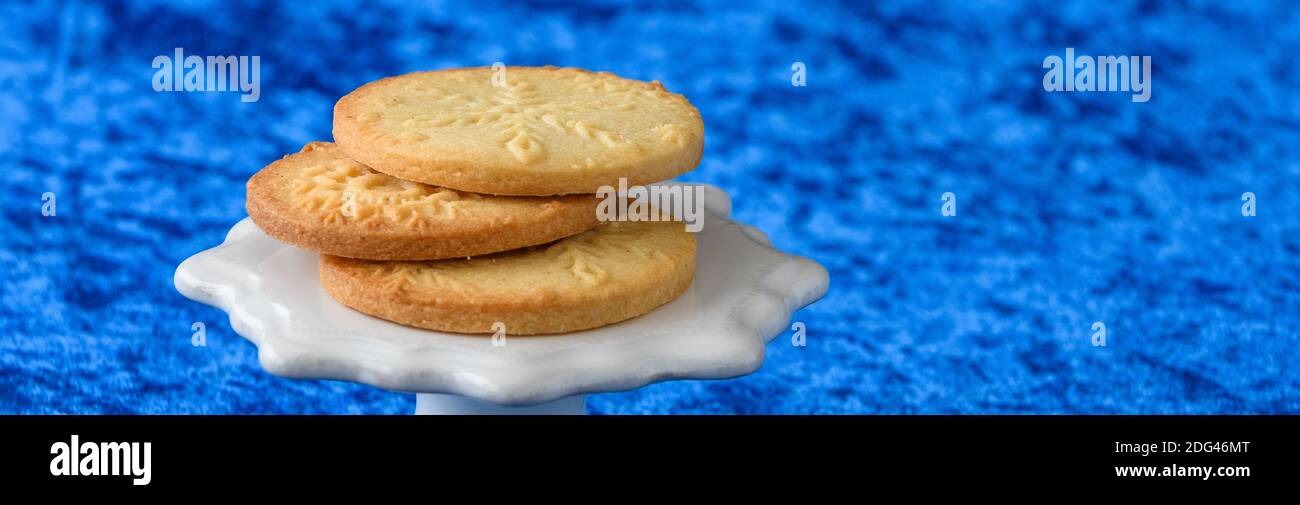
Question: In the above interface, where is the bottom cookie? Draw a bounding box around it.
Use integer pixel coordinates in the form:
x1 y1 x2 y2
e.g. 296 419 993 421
319 220 696 335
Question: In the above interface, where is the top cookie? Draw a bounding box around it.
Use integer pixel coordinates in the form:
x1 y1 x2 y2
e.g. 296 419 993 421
333 66 704 196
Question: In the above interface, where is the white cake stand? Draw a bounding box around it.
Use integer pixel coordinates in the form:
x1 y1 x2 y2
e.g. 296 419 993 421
174 183 829 414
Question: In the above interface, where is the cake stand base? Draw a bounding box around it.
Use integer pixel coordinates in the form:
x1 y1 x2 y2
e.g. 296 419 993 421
175 184 830 412
414 393 587 415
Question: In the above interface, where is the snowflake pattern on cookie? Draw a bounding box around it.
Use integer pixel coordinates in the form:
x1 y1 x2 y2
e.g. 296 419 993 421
375 221 690 291
334 67 705 195
389 71 695 166
290 157 471 226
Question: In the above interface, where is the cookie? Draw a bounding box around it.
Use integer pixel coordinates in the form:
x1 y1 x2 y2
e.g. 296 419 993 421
319 221 696 335
333 66 704 196
246 142 599 261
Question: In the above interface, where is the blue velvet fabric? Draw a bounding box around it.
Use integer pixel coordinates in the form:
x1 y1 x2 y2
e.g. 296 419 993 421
2 0 1297 413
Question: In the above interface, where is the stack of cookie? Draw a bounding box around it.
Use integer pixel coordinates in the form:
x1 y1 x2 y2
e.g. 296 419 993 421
246 66 705 335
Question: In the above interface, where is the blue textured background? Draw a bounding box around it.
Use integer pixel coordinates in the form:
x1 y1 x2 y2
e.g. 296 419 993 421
2 0 1298 413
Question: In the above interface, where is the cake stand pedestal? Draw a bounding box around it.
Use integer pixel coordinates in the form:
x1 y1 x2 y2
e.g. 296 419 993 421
415 393 586 415
175 183 828 415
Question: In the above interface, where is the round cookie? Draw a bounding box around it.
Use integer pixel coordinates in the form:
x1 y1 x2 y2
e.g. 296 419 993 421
319 221 696 335
333 66 704 196
247 142 599 261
